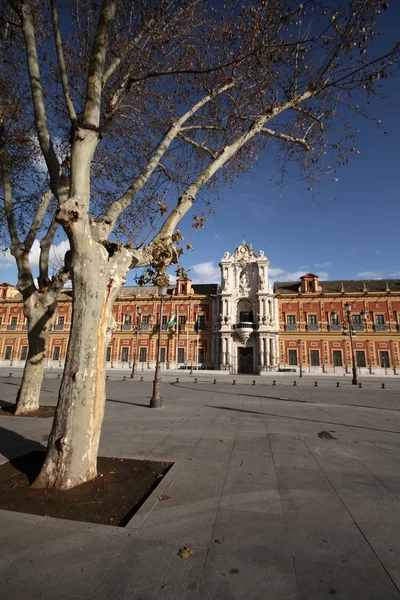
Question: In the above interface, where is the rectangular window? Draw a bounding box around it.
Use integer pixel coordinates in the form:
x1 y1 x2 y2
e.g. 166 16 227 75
0 316 2 327
52 346 60 361
352 314 362 324
139 347 147 362
198 315 206 330
287 315 296 325
162 315 167 325
288 349 297 365
310 350 320 366
123 314 132 324
57 316 64 326
106 347 111 362
160 347 166 363
4 346 12 360
308 315 317 325
330 313 339 324
240 311 252 322
178 348 185 363
356 351 366 368
333 350 343 367
375 314 385 325
142 315 150 324
380 351 390 368
121 347 129 362
20 346 28 360
11 316 17 325
198 347 205 363
178 315 186 325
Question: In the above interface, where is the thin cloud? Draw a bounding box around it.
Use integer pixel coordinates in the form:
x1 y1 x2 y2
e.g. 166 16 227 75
190 261 220 284
0 249 14 269
214 233 223 241
314 261 332 268
357 271 382 279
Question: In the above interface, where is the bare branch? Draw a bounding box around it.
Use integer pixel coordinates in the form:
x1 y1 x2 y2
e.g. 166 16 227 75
153 90 313 242
260 127 310 151
0 119 19 247
83 0 116 128
178 133 217 159
50 0 77 125
24 190 53 253
38 215 58 288
98 81 235 238
18 0 60 184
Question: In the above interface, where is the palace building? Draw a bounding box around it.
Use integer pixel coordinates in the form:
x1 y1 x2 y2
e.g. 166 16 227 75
1 242 399 375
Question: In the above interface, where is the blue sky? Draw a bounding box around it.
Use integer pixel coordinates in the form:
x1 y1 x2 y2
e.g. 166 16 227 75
1 3 399 288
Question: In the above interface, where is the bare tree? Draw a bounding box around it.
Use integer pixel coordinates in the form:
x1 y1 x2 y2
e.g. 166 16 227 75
5 0 398 489
0 5 70 414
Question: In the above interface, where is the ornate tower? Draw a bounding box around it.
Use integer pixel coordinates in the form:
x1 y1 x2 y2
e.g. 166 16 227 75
215 241 279 374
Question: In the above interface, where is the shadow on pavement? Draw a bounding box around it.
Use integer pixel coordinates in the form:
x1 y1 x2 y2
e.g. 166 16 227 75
0 426 46 482
206 405 400 435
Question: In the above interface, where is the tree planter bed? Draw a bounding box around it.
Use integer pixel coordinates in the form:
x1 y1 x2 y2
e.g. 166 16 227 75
0 451 172 527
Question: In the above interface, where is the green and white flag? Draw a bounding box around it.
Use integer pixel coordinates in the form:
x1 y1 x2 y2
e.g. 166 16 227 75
166 311 177 329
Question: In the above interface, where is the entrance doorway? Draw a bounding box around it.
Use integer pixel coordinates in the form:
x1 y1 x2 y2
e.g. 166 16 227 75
238 347 254 374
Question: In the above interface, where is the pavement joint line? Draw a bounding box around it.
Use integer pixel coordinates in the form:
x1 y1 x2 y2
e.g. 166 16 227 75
305 436 400 597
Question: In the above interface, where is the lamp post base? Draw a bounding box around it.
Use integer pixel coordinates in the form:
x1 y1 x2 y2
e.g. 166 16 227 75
130 362 137 379
150 364 162 408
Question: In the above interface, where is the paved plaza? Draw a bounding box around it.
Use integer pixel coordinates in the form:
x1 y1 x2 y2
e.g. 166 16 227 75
1 372 400 599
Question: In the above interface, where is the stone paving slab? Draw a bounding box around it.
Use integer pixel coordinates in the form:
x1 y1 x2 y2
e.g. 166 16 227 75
1 375 400 599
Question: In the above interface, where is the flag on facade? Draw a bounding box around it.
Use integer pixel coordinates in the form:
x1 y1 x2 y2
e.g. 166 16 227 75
166 311 177 329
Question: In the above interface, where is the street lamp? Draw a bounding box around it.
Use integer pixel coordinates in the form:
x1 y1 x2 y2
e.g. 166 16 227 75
298 339 303 378
130 306 142 379
342 303 366 386
150 285 168 408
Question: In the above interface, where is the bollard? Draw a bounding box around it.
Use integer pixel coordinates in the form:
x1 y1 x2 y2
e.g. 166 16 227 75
293 381 297 386
382 383 385 389
358 382 362 388
58 373 61 379
213 379 216 384
233 380 236 385
123 376 126 381
106 375 109 380
273 380 276 386
140 376 144 382
314 381 318 387
195 378 198 383
176 377 180 383
336 382 340 387
8 372 12 377
253 380 256 385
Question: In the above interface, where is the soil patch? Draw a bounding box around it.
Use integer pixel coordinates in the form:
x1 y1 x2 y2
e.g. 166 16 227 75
0 404 55 418
0 451 172 527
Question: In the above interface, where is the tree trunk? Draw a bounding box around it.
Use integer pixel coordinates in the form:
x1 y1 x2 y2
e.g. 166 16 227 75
14 294 56 415
33 244 130 490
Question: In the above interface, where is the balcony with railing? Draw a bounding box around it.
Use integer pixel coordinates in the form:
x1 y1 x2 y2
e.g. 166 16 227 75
351 323 365 331
307 323 320 331
141 323 150 331
328 323 342 332
121 323 132 330
285 323 297 331
397 324 400 332
7 324 17 330
374 323 388 332
54 323 64 330
232 321 256 331
154 324 168 331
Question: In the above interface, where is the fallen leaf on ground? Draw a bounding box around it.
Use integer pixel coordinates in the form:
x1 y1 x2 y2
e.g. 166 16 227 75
161 584 168 590
318 431 337 440
188 457 195 461
158 494 170 501
178 546 193 559
214 538 225 544
219 439 229 443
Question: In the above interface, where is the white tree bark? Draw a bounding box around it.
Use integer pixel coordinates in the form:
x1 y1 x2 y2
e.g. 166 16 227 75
14 292 57 415
33 241 132 490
